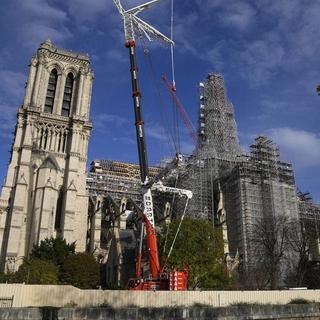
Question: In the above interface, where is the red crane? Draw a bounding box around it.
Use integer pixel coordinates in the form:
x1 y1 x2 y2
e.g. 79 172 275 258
162 74 198 145
113 0 191 291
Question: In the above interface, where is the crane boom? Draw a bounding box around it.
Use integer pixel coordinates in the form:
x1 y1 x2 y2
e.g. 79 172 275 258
113 0 190 291
113 0 174 44
125 0 163 15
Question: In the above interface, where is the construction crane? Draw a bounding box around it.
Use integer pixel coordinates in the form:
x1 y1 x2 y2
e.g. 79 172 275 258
162 75 198 145
113 0 192 291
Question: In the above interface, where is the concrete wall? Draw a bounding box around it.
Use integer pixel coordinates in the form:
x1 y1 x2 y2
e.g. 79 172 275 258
1 305 320 320
1 284 320 308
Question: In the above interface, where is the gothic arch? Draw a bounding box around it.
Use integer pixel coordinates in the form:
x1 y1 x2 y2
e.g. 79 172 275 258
45 61 63 76
39 154 61 172
63 66 78 78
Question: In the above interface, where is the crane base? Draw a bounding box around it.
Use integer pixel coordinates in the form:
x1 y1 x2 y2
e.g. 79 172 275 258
128 270 188 291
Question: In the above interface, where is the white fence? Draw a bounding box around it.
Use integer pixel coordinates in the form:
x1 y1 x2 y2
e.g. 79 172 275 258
0 284 320 308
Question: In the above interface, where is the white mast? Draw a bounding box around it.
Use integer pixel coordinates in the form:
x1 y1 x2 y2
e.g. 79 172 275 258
113 0 174 45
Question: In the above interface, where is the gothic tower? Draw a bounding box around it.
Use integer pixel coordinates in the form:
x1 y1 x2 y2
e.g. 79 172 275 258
0 39 93 271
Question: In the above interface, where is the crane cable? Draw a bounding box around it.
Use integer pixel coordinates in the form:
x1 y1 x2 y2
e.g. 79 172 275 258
169 0 181 152
170 0 176 90
137 0 181 154
164 1 183 250
164 197 189 265
162 173 179 254
140 35 177 154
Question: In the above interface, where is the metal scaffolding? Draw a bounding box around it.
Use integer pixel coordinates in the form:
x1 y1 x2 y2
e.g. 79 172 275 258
298 191 320 261
167 73 241 220
197 73 240 162
221 136 299 277
85 73 319 288
86 160 160 204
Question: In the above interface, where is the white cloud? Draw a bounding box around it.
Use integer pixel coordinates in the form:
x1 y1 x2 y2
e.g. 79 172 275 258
145 123 167 141
0 102 18 139
206 40 228 70
21 24 72 50
12 0 73 49
206 36 286 86
196 0 256 31
239 40 285 85
105 49 127 63
196 1 320 87
68 0 112 23
0 69 25 138
220 2 256 31
21 0 67 21
93 113 129 132
0 70 25 102
112 137 135 145
266 128 320 169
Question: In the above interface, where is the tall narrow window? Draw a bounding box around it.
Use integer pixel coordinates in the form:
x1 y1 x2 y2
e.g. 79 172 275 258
55 187 64 233
44 69 58 114
62 73 74 117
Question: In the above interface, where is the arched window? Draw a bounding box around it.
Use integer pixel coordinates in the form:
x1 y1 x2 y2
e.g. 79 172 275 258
62 73 74 117
44 69 58 114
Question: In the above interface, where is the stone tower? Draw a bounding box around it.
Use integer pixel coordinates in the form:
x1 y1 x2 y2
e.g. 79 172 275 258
0 40 93 271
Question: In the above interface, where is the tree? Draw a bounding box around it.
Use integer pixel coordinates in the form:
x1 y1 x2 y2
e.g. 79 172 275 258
60 253 100 289
30 237 75 267
244 215 299 289
14 259 59 284
30 237 76 266
0 271 16 283
286 219 320 288
158 218 232 290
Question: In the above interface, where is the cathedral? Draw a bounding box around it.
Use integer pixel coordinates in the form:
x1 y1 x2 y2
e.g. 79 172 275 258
0 40 93 271
1 40 319 290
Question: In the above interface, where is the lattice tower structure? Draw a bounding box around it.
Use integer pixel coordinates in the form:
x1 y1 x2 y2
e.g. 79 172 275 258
197 73 240 163
171 74 241 219
221 136 299 278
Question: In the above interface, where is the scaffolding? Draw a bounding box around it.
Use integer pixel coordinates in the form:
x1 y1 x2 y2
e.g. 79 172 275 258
86 159 160 203
221 136 299 278
168 73 241 220
298 191 320 261
197 73 240 162
86 159 163 287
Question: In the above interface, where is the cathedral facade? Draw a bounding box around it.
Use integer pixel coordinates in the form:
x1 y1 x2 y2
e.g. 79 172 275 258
0 40 93 271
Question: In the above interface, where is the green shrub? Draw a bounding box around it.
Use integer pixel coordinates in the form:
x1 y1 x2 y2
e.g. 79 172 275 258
60 252 100 289
15 259 59 284
288 298 312 304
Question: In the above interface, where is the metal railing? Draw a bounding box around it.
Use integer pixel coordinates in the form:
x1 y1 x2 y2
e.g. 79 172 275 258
0 295 14 308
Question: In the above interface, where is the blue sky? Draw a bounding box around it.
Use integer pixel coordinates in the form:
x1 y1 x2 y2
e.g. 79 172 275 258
0 0 319 202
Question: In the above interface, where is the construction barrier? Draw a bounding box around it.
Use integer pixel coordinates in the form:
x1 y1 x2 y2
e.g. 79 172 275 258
0 284 320 308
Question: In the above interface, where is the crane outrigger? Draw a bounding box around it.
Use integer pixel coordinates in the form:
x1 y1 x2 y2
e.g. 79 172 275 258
113 0 192 290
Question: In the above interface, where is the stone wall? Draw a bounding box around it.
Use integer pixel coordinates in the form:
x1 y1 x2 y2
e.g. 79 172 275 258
2 284 320 308
1 305 320 320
